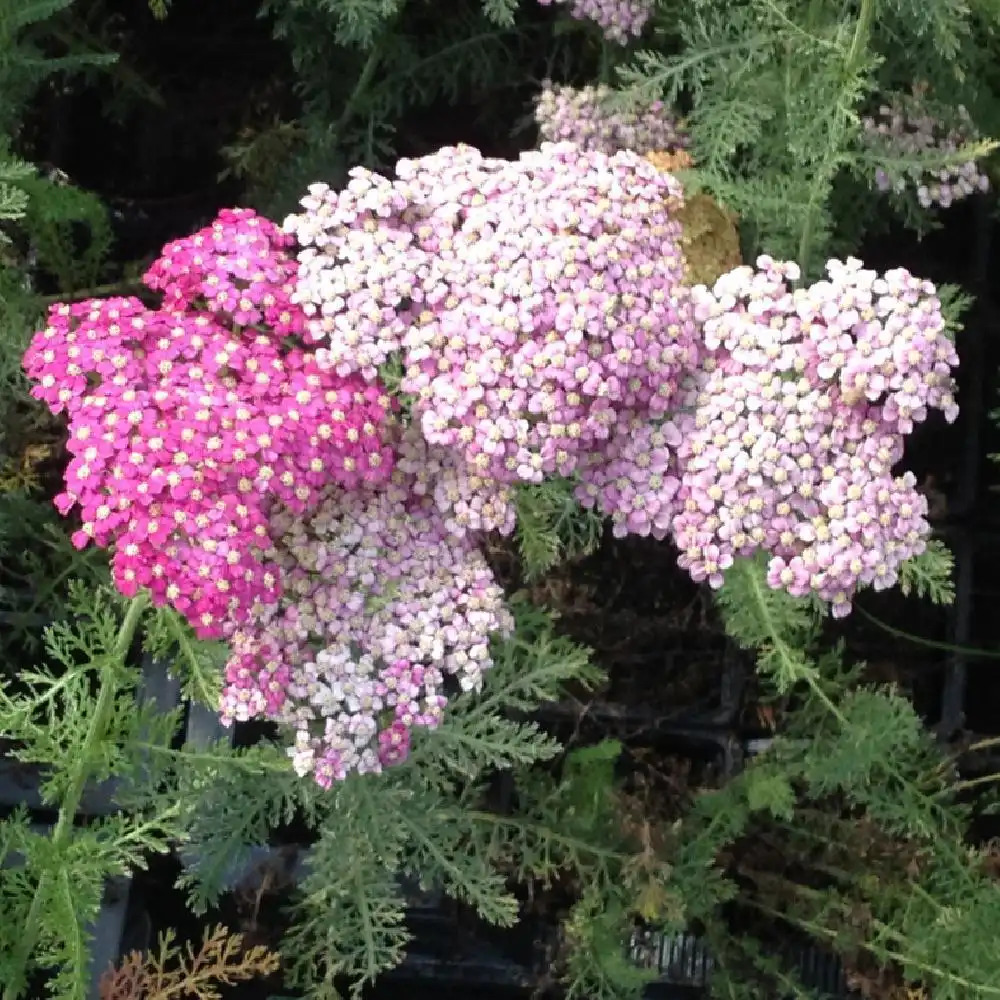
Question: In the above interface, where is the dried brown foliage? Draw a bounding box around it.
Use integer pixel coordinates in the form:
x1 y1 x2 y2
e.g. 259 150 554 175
645 149 743 286
98 924 280 1000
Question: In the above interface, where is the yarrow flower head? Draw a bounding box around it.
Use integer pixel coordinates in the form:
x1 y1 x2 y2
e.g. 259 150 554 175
574 409 687 540
668 255 959 614
394 424 517 537
144 207 307 335
862 85 990 210
534 82 688 156
219 461 514 786
24 211 396 639
284 172 422 379
535 0 654 44
288 142 699 489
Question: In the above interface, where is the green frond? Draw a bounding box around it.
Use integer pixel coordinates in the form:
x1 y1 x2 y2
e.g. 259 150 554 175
898 540 956 605
283 775 413 995
283 842 410 997
0 0 116 135
514 478 605 581
936 282 976 337
0 152 31 227
142 605 227 709
882 0 972 63
33 867 95 1000
715 555 823 693
562 889 656 1000
856 135 998 189
742 767 796 821
260 0 405 49
480 0 519 26
395 795 520 925
173 741 308 913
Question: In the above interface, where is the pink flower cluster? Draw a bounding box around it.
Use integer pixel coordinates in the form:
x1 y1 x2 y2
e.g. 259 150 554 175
534 82 688 156
574 411 686 540
143 207 306 332
535 0 653 44
220 428 514 786
24 209 396 640
27 140 962 784
584 256 957 616
862 89 990 209
287 142 698 529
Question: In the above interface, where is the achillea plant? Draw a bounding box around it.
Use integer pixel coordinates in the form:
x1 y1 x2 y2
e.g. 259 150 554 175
11 4 1000 1000
26 134 965 785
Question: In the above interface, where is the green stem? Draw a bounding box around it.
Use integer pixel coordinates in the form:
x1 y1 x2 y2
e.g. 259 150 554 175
956 735 1000 757
37 279 148 306
335 40 385 135
855 603 1000 660
753 896 1000 997
3 593 148 1000
796 0 874 276
949 770 1000 794
741 560 847 724
599 41 612 86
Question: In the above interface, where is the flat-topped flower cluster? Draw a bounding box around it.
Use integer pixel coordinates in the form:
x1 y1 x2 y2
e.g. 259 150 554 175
223 427 514 785
678 256 957 614
286 142 699 534
26 141 960 784
862 87 990 209
534 0 654 44
24 211 395 640
534 82 689 156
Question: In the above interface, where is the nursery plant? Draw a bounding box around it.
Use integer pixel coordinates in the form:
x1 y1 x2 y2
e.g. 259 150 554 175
4 1 1000 1000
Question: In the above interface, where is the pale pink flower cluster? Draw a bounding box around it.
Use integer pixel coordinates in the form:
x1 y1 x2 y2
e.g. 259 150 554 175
862 90 990 209
220 430 514 786
535 0 654 43
574 410 686 540
668 255 959 615
287 142 698 532
534 82 688 156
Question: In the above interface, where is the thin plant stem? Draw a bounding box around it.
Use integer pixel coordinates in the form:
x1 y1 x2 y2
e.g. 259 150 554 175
750 896 1000 997
797 0 874 276
3 592 148 1000
37 279 148 306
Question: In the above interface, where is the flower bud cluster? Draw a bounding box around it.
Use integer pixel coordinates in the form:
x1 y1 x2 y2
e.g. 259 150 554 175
534 82 688 156
862 89 990 209
669 255 958 614
220 450 514 786
24 210 396 640
535 0 654 43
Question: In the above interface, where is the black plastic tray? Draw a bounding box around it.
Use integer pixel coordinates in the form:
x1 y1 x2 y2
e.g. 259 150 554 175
631 928 852 998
